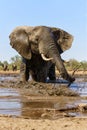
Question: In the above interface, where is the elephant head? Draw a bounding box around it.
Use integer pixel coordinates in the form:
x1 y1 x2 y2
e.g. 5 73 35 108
9 26 75 83
9 26 53 61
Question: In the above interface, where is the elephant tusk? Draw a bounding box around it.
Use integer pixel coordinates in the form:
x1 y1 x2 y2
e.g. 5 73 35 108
41 54 53 61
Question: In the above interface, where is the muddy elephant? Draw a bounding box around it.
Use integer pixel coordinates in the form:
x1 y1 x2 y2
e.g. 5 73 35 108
12 64 17 71
9 26 75 83
2 64 8 71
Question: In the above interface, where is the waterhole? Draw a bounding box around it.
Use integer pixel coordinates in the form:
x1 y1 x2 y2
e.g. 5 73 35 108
0 76 87 119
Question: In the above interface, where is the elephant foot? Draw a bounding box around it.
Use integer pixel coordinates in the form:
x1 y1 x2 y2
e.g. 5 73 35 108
20 73 29 82
68 75 75 83
61 72 75 84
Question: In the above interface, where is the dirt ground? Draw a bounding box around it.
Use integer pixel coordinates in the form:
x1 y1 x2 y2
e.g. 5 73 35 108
0 71 87 130
0 115 87 130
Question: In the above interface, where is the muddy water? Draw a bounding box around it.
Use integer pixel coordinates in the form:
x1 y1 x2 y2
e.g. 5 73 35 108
0 88 21 116
0 76 87 119
70 77 87 96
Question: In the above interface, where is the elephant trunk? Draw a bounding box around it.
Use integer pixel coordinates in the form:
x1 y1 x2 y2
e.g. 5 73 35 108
39 40 75 83
50 46 75 82
48 43 68 76
38 27 75 83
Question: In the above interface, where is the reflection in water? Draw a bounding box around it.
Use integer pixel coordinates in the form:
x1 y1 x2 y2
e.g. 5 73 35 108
0 88 76 118
0 87 87 119
0 77 14 81
0 77 87 118
0 88 21 116
70 82 87 96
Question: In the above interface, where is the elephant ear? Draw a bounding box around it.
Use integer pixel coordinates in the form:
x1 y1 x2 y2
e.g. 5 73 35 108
9 27 32 59
51 27 73 52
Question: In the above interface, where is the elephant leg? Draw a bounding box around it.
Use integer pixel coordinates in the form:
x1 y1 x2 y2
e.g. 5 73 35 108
20 57 29 82
48 64 56 80
30 68 47 82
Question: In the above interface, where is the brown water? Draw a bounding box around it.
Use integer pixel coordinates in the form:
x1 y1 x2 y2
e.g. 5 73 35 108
0 76 87 119
0 88 87 119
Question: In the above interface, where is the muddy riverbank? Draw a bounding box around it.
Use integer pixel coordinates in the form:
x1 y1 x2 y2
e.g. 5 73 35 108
0 72 87 130
0 116 87 130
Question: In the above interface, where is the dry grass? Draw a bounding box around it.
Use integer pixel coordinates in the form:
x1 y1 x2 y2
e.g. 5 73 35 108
0 70 87 76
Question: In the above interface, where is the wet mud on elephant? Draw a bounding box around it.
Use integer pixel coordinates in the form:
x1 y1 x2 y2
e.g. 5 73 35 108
9 26 75 84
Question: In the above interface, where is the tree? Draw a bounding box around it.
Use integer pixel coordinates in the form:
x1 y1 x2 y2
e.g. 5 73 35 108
3 61 8 65
11 55 21 64
80 61 87 71
10 55 21 70
65 59 80 70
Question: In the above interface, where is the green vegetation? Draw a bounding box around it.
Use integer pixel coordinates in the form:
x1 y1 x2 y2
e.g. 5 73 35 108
65 59 87 71
0 55 21 70
0 56 87 71
9 55 21 70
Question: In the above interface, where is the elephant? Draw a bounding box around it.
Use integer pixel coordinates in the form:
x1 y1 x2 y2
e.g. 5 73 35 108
9 25 75 84
12 64 17 71
2 64 9 71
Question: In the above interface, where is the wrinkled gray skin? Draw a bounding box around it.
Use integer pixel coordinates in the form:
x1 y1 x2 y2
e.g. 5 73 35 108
9 26 75 83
